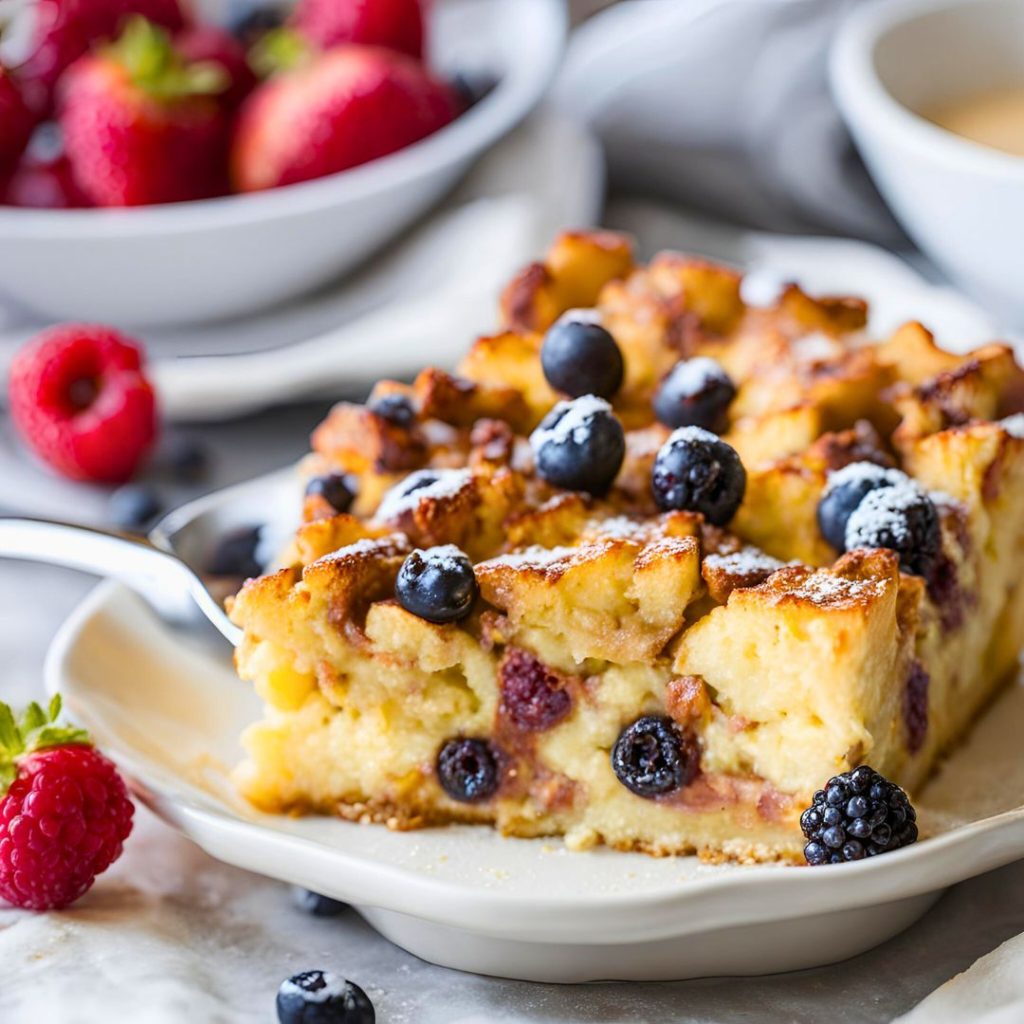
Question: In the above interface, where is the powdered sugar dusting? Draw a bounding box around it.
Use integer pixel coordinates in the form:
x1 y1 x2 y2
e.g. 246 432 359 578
791 332 841 363
845 482 928 549
666 424 720 447
279 971 349 1003
1000 413 1024 439
415 543 471 570
530 395 613 453
556 307 604 327
705 548 786 576
824 461 909 496
663 357 731 397
374 468 472 521
315 536 406 566
480 545 587 571
784 572 887 607
587 516 649 540
739 268 790 308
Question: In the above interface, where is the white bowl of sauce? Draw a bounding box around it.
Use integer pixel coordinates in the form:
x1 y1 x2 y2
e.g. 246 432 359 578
831 0 1024 327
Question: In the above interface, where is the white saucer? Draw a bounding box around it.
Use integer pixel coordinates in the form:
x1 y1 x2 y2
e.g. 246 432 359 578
46 581 1024 982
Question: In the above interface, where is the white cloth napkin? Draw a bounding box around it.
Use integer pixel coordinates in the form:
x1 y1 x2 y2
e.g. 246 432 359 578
894 933 1024 1024
555 0 902 243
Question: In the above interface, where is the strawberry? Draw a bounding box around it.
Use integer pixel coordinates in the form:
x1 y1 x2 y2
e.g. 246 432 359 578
0 695 134 911
0 68 36 176
232 39 458 192
291 0 425 60
175 25 257 111
58 17 231 207
19 0 187 110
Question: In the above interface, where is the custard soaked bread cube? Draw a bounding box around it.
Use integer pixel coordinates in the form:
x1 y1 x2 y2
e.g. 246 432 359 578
230 231 1024 863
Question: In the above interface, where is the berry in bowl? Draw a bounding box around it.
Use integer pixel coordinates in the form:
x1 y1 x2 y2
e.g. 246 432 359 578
0 0 566 325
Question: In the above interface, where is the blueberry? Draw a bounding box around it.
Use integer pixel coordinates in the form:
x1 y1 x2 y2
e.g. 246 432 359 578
396 546 477 624
540 317 624 400
801 765 918 865
108 484 162 533
162 434 209 483
844 484 941 576
437 738 500 802
368 393 416 428
611 715 698 798
305 473 356 515
276 970 374 1024
653 357 736 433
651 426 746 525
529 395 625 495
205 525 262 578
291 887 347 917
816 462 909 552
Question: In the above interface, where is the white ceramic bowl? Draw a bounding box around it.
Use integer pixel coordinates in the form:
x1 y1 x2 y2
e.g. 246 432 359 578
0 0 566 327
831 0 1024 329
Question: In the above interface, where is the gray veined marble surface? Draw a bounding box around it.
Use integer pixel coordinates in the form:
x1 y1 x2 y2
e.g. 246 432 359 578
2 405 1024 1024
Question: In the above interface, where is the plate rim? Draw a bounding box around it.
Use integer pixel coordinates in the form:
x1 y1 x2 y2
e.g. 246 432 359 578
45 580 1024 945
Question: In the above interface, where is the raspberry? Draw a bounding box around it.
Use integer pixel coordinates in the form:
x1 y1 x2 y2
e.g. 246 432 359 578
8 324 159 483
499 649 571 731
0 696 134 910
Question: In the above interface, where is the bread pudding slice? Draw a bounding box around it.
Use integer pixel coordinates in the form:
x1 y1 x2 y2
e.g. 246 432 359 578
229 231 1024 863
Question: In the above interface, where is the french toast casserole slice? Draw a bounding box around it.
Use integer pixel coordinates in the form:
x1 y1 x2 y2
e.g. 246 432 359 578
228 231 1024 863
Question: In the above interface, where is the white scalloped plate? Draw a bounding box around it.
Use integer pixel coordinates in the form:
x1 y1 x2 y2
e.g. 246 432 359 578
46 581 1024 982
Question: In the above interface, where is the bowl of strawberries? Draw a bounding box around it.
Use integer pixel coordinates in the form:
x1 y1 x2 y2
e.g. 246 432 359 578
0 0 566 326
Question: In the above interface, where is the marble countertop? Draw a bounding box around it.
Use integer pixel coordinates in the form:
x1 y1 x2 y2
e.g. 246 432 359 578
2 405 1024 1024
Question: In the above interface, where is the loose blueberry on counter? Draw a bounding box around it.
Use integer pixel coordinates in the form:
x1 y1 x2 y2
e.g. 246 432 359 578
844 484 940 577
540 317 624 400
816 462 909 552
108 484 163 533
276 970 374 1024
801 766 918 865
396 546 477 623
305 473 356 515
651 426 746 525
368 393 416 428
162 434 210 483
612 715 698 797
292 887 347 917
530 395 626 495
653 357 736 433
437 737 500 802
205 525 263 578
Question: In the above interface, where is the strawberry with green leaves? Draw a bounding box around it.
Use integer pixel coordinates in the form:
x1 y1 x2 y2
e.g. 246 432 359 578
233 31 458 193
58 17 232 207
0 695 134 911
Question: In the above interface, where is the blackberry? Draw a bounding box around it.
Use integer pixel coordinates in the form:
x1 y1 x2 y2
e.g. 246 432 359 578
540 316 624 400
800 766 918 865
653 357 736 433
530 395 626 495
368 393 416 428
816 462 909 552
276 970 374 1024
844 483 941 577
437 738 500 802
396 546 477 623
611 715 699 798
651 426 746 525
306 473 357 515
